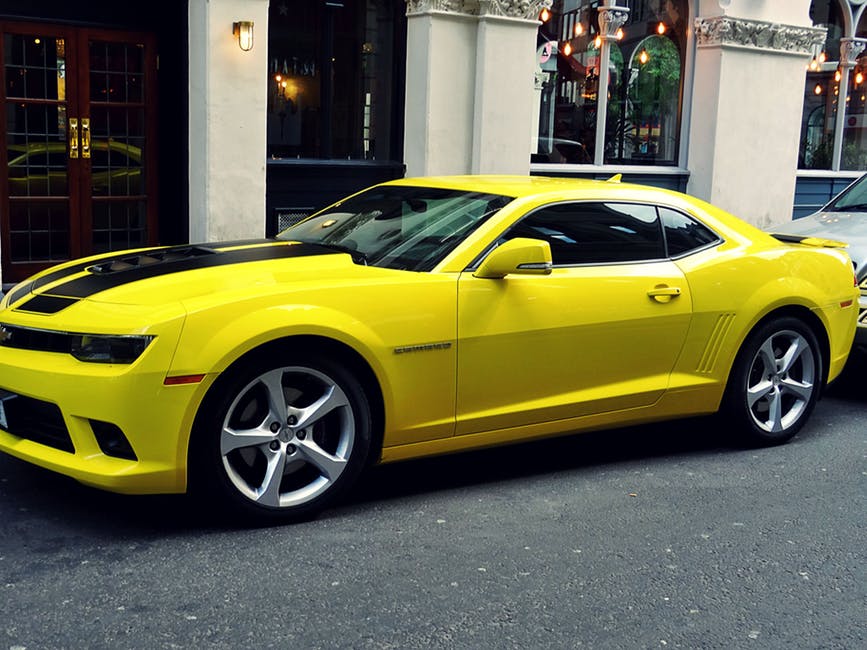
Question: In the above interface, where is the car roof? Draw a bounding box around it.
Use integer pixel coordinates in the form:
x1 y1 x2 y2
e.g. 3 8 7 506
384 174 644 199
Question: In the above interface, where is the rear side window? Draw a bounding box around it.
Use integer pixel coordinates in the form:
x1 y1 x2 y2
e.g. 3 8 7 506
659 207 720 257
502 202 665 265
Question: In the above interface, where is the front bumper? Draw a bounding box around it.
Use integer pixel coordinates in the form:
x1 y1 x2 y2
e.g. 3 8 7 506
0 312 210 494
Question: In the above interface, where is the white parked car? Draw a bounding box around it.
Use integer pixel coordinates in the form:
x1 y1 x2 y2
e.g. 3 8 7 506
771 174 867 349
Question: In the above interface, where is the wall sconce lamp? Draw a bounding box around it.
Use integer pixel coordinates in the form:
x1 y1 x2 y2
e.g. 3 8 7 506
233 21 254 51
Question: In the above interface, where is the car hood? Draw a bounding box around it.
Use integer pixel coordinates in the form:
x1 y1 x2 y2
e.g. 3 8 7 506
771 211 867 272
2 240 390 314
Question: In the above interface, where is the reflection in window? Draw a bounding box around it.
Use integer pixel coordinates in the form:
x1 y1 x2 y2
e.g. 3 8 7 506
267 0 402 161
534 0 687 167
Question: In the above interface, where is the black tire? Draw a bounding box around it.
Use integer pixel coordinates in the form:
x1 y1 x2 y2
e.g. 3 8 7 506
189 351 372 523
723 316 823 447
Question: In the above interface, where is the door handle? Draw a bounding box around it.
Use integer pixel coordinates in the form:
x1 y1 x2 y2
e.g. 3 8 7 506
647 285 682 303
69 118 79 159
81 118 91 159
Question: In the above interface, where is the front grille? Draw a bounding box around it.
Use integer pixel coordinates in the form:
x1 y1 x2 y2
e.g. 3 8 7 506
0 388 73 453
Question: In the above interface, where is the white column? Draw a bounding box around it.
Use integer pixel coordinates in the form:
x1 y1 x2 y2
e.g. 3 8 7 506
687 2 824 227
471 2 541 174
188 0 269 243
404 1 550 177
403 5 477 177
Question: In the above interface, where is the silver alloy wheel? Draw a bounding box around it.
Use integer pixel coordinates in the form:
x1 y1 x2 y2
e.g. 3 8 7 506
745 329 816 433
219 365 355 508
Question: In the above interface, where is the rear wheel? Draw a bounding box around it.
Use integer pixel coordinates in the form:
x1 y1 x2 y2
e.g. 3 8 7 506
724 317 822 446
191 352 372 523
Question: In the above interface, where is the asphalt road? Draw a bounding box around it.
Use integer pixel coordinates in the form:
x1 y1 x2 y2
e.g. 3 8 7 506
1 358 865 649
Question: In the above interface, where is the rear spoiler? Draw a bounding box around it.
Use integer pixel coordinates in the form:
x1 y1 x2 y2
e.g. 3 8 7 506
770 233 849 249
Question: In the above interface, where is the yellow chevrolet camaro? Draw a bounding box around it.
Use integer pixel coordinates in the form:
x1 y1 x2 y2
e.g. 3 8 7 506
0 176 859 522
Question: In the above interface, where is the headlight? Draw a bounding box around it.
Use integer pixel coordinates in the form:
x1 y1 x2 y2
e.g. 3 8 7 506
70 334 154 363
0 323 153 364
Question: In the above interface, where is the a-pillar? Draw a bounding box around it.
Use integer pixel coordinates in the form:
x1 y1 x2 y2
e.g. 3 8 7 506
687 0 824 227
188 0 269 242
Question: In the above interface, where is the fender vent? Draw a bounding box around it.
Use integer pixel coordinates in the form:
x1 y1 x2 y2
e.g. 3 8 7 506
697 313 736 374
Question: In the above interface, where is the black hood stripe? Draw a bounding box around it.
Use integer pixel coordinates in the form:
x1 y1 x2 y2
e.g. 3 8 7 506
6 240 280 307
12 241 337 314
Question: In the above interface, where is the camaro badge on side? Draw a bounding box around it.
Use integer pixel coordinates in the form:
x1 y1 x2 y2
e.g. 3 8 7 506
393 342 452 355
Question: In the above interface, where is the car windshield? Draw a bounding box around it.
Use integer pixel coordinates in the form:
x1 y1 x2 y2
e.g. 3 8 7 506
277 185 513 271
827 175 867 212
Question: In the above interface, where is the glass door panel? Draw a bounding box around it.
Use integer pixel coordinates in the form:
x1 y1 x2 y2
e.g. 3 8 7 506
3 31 73 268
88 39 149 254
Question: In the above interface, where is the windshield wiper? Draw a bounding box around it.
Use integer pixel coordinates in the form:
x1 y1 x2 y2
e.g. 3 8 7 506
829 203 867 212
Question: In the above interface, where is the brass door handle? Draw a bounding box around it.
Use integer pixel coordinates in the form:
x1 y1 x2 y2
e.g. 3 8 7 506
81 118 91 159
69 118 79 159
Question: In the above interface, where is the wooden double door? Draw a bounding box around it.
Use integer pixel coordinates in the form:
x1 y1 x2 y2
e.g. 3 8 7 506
0 22 158 283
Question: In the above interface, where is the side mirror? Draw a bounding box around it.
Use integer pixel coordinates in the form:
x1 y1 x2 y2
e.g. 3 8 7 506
474 237 553 279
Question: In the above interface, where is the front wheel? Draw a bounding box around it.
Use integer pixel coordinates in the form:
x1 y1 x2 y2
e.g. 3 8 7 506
190 352 372 523
723 317 823 446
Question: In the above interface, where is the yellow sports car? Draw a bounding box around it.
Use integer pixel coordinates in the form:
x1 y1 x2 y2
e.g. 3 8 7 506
0 176 858 522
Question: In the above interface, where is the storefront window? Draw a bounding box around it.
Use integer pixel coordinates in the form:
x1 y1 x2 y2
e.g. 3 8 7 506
267 0 400 161
799 0 867 170
534 0 686 167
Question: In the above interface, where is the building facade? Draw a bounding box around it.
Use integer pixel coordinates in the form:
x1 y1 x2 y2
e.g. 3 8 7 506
0 0 865 287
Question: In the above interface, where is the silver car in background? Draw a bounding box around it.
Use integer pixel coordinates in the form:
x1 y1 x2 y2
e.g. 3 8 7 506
771 174 867 349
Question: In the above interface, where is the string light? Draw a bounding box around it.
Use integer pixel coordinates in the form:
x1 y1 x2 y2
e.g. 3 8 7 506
616 28 624 40
563 42 573 56
835 69 842 82
815 83 823 95
540 8 550 22
575 23 584 36
594 35 602 48
857 71 864 85
657 22 666 35
639 50 649 64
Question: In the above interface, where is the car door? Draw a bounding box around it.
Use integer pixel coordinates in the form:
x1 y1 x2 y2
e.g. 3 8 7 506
455 201 693 435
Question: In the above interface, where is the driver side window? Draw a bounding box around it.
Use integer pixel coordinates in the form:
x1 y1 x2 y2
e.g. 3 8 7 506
503 202 665 265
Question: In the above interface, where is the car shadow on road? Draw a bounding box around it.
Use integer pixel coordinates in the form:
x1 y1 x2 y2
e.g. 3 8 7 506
0 414 733 535
347 415 732 510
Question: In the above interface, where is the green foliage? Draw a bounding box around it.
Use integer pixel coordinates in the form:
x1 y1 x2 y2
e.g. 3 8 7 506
630 36 680 123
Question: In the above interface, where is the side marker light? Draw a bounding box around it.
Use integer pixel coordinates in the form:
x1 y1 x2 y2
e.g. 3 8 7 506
164 374 206 386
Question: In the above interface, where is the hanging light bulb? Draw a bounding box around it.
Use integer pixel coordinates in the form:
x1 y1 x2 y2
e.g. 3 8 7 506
540 8 550 22
564 42 573 56
815 83 823 95
594 35 602 48
835 69 842 82
809 58 819 71
575 23 584 36
819 51 827 63
657 22 666 35
616 28 624 40
639 50 649 64
857 71 865 85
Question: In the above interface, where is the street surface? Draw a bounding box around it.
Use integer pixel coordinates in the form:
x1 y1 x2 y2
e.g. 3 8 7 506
1 356 865 649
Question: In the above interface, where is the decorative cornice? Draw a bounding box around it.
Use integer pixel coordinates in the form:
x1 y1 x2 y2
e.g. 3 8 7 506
481 0 551 20
406 0 468 14
406 0 551 19
694 15 826 55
